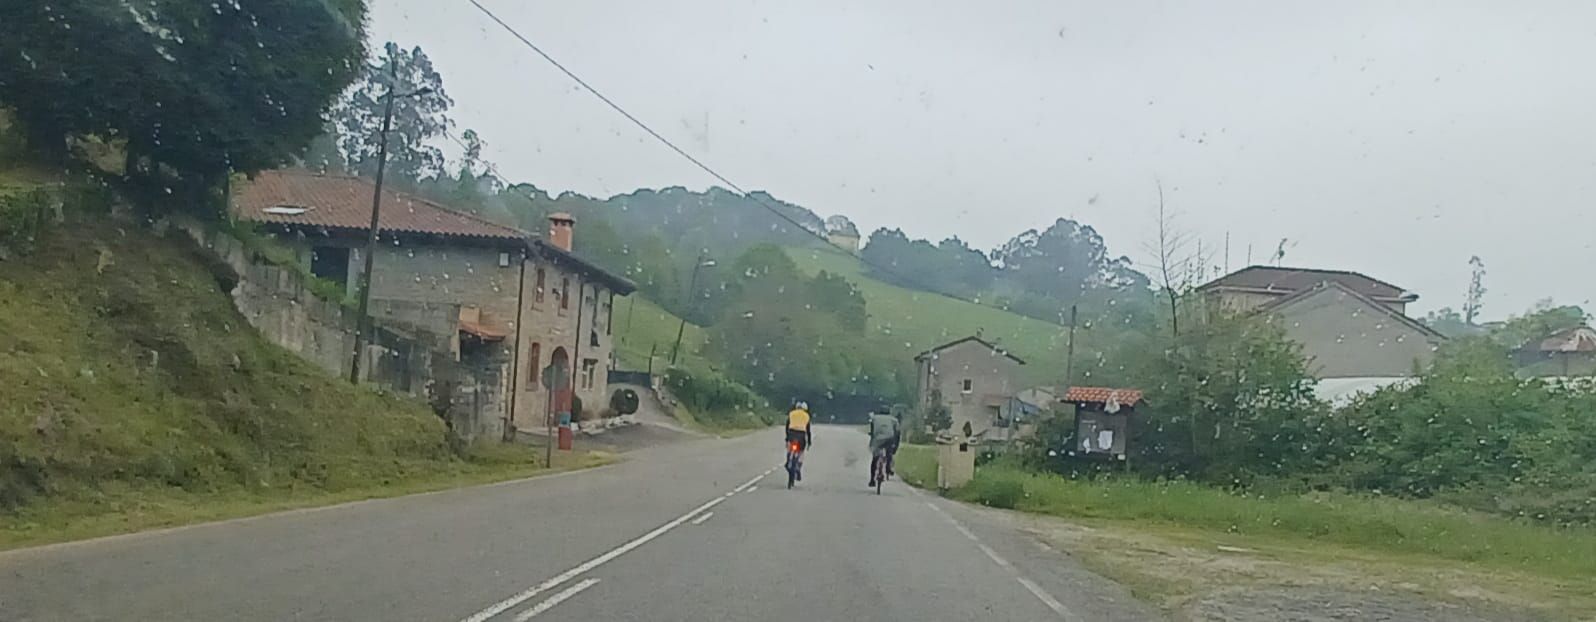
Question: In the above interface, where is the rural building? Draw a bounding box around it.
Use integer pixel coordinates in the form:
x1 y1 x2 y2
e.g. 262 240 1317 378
914 336 1025 439
1518 325 1596 377
232 170 634 441
1198 266 1444 378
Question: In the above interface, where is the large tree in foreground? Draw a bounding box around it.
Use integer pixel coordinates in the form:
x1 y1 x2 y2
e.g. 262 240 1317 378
0 0 366 210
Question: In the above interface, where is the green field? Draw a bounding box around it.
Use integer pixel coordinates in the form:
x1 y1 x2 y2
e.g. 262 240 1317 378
787 247 1094 387
611 295 712 374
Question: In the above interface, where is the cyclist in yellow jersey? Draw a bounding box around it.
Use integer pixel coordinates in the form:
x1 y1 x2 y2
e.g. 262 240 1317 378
785 401 813 479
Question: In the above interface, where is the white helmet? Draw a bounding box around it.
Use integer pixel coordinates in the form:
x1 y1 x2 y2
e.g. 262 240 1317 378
795 401 809 410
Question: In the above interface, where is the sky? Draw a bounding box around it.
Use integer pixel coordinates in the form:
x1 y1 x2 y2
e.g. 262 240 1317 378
370 0 1596 319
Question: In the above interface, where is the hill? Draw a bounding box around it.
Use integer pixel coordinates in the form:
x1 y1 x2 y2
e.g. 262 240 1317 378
0 190 567 545
788 246 1133 388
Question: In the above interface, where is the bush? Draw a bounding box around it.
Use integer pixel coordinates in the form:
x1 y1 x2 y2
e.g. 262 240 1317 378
662 367 774 428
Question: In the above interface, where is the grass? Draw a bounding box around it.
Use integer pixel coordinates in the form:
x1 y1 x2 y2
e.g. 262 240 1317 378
611 294 713 375
896 445 1596 616
0 202 614 550
0 448 614 551
788 247 1091 387
913 454 1596 581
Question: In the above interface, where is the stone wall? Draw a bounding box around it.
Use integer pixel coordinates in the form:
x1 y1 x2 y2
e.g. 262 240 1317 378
177 220 501 442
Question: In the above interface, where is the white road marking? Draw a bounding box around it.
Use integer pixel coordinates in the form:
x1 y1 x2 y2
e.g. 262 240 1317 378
745 486 759 493
917 493 1076 621
732 472 766 493
458 483 737 622
1018 577 1078 622
690 512 714 525
511 578 600 622
978 543 1011 568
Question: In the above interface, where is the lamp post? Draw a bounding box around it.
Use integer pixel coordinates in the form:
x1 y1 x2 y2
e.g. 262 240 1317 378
347 79 434 384
669 256 716 366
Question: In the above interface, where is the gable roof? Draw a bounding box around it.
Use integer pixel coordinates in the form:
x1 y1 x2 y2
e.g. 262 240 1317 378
1062 386 1144 406
1539 326 1596 353
1198 265 1416 302
532 239 637 295
233 170 529 244
1260 281 1446 340
914 335 1026 364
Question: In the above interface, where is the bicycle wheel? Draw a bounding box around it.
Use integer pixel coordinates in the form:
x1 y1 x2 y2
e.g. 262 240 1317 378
786 454 797 489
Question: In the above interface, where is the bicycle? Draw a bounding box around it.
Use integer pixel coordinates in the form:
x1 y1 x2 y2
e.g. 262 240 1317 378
785 440 803 489
871 446 890 495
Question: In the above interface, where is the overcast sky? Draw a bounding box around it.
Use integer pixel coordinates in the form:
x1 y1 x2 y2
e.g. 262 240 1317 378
371 0 1595 319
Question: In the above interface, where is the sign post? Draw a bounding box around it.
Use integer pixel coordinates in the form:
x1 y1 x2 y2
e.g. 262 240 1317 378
540 363 567 467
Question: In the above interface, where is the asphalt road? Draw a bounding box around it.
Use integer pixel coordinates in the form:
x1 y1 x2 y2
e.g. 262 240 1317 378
0 426 1155 621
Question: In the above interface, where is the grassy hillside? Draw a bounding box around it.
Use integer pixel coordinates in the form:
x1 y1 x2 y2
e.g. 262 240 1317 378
788 247 1120 388
612 295 712 375
0 199 583 546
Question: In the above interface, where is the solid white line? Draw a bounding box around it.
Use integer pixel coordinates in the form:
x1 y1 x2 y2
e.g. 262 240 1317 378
952 523 978 541
458 492 729 622
1017 577 1078 621
511 578 600 622
690 512 714 525
977 543 1011 568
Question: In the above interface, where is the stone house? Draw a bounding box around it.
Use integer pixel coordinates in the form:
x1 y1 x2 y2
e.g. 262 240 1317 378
1197 266 1445 378
914 336 1025 439
232 170 633 441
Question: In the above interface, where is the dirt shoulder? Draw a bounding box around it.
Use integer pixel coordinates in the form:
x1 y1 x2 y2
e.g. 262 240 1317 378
992 509 1591 621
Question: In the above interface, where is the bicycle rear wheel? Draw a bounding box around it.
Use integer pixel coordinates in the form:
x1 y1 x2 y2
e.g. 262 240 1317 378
786 453 797 489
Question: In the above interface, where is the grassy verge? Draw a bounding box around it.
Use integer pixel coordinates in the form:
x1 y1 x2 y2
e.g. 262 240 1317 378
894 445 1595 616
1 448 614 551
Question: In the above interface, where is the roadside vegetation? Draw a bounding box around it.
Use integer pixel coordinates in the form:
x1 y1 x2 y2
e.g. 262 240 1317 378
0 192 608 550
896 445 1596 618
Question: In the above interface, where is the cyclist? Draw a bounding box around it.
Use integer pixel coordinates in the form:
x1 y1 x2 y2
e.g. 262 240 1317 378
785 401 813 480
867 406 901 487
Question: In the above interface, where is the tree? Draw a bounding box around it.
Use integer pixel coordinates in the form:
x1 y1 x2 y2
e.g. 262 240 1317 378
1489 300 1589 350
1141 181 1206 336
0 0 366 209
1464 255 1487 325
329 42 455 186
923 390 953 433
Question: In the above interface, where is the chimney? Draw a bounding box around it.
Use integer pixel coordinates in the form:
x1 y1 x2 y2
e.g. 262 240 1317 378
547 212 575 252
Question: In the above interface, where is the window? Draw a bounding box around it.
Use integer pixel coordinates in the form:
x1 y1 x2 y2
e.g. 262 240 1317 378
534 268 546 304
309 246 350 287
527 342 541 389
580 358 598 390
498 251 511 267
560 277 571 311
961 379 973 393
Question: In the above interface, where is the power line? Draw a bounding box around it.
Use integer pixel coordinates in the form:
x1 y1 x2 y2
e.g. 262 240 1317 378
464 0 1074 330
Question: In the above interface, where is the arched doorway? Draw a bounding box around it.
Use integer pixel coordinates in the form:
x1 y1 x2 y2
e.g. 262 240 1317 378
549 346 571 424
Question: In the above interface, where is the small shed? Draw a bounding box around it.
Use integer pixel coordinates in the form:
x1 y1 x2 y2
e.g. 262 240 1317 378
1061 386 1144 461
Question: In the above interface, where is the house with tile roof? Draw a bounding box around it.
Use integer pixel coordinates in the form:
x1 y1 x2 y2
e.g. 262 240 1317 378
1198 266 1444 379
232 169 634 441
913 336 1025 438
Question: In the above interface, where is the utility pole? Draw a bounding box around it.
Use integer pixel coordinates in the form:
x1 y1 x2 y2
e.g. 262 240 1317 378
670 255 715 365
347 60 433 384
1063 304 1078 388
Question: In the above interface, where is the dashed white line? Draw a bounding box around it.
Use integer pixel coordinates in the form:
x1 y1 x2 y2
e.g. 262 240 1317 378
918 495 1075 621
458 477 742 622
690 512 714 525
511 578 600 621
977 543 1011 568
745 486 759 493
1018 577 1078 622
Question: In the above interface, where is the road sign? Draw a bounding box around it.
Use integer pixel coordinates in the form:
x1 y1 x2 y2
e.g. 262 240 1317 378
541 363 568 391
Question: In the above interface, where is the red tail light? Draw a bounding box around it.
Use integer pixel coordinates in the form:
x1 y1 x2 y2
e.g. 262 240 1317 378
789 441 801 452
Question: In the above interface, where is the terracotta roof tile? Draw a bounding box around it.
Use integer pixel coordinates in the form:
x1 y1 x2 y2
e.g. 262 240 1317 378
1062 386 1144 406
233 170 529 243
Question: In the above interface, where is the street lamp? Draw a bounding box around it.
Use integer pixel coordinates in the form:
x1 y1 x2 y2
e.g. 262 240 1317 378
669 256 716 366
347 82 435 384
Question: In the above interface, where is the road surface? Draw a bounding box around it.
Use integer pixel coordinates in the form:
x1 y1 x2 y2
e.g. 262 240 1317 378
0 426 1154 621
